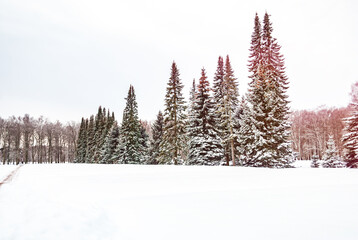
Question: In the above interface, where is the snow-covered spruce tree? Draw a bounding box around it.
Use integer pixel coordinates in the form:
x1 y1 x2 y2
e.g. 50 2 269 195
86 115 96 163
212 56 230 165
93 107 111 163
187 69 223 165
222 55 239 166
311 154 320 168
118 85 142 164
238 13 292 168
100 121 120 164
139 121 150 163
342 82 358 168
159 62 187 165
322 135 344 168
187 79 200 163
237 13 262 166
75 117 87 163
148 111 164 164
261 12 292 166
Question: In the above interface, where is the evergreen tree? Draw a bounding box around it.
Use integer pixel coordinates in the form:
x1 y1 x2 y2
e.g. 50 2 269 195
75 117 87 163
118 85 142 164
261 12 292 167
159 62 187 165
187 68 223 165
93 106 107 163
238 13 292 168
322 136 344 168
148 111 164 164
223 55 239 165
139 121 150 163
342 83 358 168
100 121 120 164
86 115 96 163
311 154 320 168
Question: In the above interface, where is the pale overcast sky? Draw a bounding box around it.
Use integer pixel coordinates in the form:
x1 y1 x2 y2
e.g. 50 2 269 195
1 0 357 123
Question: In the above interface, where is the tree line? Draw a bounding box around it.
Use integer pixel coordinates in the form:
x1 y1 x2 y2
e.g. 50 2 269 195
2 13 357 168
0 115 78 164
74 12 293 168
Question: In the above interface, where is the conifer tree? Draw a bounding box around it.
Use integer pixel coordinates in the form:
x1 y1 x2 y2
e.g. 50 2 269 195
139 121 150 163
93 106 106 163
239 13 292 168
86 115 96 163
118 85 142 164
322 135 344 168
159 62 187 165
342 83 358 168
261 12 292 167
148 111 164 164
75 118 87 163
187 68 223 165
311 154 320 168
100 121 120 164
223 55 239 165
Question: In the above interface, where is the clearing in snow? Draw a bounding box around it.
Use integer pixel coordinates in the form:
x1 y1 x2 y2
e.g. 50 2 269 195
0 164 357 240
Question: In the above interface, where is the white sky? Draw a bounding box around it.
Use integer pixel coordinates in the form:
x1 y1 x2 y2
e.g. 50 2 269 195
1 0 357 123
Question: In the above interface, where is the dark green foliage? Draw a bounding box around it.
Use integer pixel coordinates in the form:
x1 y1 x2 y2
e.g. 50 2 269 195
311 154 320 168
75 118 87 163
159 62 187 165
118 85 142 164
187 68 223 165
238 12 292 168
100 122 120 164
148 111 164 164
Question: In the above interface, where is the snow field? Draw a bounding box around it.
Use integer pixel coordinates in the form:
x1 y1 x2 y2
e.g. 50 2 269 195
0 164 19 183
0 164 357 240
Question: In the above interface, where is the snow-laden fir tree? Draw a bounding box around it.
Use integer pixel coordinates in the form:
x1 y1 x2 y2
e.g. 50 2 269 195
100 121 120 164
187 69 223 165
212 56 239 165
93 106 107 163
86 115 96 163
139 121 150 163
322 135 344 168
238 13 292 168
187 79 200 162
261 12 292 166
148 111 164 164
311 154 320 168
159 62 187 165
75 117 87 163
342 82 358 168
118 85 142 164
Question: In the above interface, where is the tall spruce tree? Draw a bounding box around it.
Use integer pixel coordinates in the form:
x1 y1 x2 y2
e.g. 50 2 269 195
187 68 223 165
86 115 96 163
75 117 87 163
262 12 292 167
93 106 107 163
118 85 142 164
148 111 164 164
159 62 187 165
223 55 239 165
212 56 228 165
239 13 292 168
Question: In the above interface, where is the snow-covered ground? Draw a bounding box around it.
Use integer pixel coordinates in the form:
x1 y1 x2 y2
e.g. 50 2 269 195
0 164 19 183
0 164 357 240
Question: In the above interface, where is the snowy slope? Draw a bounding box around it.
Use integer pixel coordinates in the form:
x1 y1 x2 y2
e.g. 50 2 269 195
0 164 18 183
0 164 357 240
